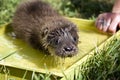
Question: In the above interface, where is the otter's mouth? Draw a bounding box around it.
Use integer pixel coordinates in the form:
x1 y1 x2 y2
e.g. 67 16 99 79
55 47 78 58
47 45 78 58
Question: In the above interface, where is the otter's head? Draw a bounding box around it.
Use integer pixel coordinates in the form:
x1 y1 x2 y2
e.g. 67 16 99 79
47 23 79 58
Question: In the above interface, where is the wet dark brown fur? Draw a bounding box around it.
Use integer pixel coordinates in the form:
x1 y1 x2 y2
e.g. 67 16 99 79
12 0 79 57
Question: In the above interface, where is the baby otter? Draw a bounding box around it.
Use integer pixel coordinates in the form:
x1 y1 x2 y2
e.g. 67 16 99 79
12 0 79 57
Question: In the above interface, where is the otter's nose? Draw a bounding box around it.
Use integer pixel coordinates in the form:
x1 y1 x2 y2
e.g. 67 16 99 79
64 46 74 52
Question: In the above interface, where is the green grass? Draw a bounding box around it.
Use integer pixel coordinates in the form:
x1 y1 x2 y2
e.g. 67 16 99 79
78 37 120 80
0 65 61 80
0 0 20 25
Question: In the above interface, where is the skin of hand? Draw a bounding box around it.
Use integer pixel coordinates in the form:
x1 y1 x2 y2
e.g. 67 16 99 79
95 0 120 34
95 13 120 34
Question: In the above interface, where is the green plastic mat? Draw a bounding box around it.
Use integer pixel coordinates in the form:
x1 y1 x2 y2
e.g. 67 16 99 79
0 18 111 79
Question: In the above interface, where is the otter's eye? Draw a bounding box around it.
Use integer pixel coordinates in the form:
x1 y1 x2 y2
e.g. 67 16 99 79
54 38 60 45
73 37 77 42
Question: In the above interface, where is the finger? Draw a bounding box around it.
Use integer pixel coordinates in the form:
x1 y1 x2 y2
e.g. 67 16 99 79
96 18 104 31
102 18 111 32
95 13 108 31
118 23 120 28
108 18 120 33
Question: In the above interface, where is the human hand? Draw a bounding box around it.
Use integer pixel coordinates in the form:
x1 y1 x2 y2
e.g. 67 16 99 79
95 13 120 34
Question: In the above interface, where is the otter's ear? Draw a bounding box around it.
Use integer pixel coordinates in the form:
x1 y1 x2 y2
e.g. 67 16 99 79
66 25 77 32
69 25 79 42
64 24 78 32
41 28 49 37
